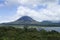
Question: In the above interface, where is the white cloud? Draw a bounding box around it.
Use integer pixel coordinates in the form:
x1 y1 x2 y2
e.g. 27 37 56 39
17 4 60 22
15 0 60 22
1 0 60 23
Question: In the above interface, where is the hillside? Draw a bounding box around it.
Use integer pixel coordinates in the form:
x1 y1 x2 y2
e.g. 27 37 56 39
0 16 60 26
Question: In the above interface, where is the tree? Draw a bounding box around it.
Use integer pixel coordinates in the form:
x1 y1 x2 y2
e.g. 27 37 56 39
23 25 29 32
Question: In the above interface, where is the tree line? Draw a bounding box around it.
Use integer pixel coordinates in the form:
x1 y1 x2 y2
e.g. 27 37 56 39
0 26 60 40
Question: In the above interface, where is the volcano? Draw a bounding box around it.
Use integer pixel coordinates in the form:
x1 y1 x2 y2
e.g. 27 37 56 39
1 16 60 26
7 16 40 25
12 16 39 24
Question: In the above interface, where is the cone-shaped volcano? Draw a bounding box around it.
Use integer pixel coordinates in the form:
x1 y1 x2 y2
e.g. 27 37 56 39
10 16 39 24
17 16 35 22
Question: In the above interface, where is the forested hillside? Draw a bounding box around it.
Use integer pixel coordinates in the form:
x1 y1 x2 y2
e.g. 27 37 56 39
0 26 60 40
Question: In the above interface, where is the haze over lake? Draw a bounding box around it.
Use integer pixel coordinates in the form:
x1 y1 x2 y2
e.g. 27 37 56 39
40 27 60 32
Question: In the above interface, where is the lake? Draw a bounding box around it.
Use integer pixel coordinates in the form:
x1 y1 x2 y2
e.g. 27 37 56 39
37 27 60 32
14 26 60 32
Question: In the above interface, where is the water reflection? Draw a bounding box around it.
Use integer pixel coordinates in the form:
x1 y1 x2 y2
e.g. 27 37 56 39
38 27 60 32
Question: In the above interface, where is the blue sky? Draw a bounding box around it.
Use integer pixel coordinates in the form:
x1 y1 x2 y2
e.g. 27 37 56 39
0 0 60 23
0 0 18 23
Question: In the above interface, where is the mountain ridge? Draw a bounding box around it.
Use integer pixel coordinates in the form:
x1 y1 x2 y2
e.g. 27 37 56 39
0 16 60 26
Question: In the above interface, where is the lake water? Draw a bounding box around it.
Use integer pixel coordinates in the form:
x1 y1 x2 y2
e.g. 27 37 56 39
38 27 60 32
14 26 60 32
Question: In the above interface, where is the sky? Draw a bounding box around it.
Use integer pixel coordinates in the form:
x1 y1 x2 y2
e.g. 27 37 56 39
0 0 60 23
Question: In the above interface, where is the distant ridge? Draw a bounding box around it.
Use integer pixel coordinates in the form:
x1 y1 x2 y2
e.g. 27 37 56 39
0 16 60 26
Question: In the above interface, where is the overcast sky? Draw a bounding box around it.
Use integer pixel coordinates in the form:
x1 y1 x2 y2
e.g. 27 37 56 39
0 0 60 23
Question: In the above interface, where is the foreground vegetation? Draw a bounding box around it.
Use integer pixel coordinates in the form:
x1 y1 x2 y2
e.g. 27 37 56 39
0 26 60 40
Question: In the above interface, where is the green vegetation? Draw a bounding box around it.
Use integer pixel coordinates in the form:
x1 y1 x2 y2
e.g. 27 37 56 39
0 26 60 40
